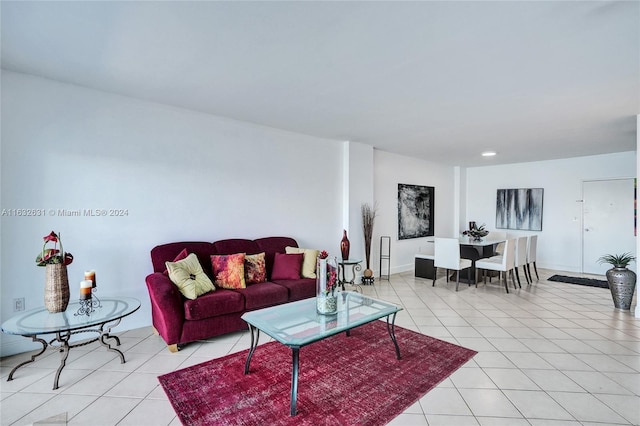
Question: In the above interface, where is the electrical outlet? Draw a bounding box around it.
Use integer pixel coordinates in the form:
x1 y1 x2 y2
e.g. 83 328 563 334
13 298 25 312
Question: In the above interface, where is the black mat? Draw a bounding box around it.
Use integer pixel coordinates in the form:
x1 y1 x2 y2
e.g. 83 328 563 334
548 275 609 288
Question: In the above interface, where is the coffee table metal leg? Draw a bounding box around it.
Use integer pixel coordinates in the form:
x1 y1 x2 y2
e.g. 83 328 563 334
386 312 401 360
244 325 260 374
98 321 125 364
53 330 72 390
290 347 300 416
7 335 48 382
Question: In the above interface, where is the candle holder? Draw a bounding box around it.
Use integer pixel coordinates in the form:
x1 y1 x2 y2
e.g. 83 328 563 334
74 299 95 316
91 287 102 308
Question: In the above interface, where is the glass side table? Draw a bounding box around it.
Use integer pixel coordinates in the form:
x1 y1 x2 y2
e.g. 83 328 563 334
338 259 362 292
1 297 140 389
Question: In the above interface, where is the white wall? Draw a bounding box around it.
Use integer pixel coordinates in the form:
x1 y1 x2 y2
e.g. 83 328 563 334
466 152 637 272
344 141 374 272
373 150 456 275
0 71 345 355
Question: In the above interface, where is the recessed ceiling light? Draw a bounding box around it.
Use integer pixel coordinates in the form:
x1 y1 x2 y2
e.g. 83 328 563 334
482 151 497 157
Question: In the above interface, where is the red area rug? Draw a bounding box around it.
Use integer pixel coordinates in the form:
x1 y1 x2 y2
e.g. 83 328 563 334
158 321 476 425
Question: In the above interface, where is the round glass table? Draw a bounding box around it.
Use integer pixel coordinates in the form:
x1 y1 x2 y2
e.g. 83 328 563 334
1 297 140 389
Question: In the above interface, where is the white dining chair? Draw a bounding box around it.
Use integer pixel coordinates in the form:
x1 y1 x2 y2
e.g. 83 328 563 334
526 235 539 282
489 231 507 255
514 236 530 288
433 238 472 291
475 238 516 293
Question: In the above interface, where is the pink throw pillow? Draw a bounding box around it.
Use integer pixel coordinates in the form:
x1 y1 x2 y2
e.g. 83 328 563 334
271 252 303 280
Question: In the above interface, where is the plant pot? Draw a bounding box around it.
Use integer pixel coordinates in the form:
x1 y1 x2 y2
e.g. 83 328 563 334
316 294 338 315
606 266 636 310
44 263 70 313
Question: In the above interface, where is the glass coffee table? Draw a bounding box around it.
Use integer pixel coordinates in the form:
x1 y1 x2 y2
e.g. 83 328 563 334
241 292 402 416
1 297 140 389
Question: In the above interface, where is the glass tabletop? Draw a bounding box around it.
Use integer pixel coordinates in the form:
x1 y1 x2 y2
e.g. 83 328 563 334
1 297 141 336
338 259 362 265
241 292 401 347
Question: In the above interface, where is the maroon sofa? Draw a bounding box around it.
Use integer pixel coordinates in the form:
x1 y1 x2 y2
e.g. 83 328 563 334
145 236 316 352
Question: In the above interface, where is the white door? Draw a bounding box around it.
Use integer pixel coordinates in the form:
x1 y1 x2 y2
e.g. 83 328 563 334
583 179 636 274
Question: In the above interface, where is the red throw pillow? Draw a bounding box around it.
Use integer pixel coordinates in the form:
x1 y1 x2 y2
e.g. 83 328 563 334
271 252 304 280
163 248 189 275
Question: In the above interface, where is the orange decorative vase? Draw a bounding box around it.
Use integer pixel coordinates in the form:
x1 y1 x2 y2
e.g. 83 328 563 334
340 230 350 260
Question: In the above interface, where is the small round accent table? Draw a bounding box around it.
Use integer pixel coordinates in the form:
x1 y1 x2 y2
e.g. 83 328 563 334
1 297 140 390
338 259 363 292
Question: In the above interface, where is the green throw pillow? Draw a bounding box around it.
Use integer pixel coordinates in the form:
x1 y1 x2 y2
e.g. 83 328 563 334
166 253 215 300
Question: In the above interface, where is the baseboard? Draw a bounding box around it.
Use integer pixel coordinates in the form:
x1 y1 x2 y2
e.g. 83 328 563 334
0 334 42 358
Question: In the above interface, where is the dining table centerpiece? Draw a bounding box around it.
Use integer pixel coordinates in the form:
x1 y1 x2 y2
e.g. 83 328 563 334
36 231 74 313
462 223 489 241
316 251 338 315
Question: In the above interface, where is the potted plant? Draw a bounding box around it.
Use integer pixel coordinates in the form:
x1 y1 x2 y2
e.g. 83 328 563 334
36 231 74 313
597 252 636 310
462 223 489 241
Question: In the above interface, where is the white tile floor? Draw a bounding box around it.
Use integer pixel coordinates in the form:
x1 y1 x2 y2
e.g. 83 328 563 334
1 268 639 425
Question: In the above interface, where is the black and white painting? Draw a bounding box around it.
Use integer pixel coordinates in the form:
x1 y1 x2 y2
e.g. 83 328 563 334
398 184 434 239
496 188 544 231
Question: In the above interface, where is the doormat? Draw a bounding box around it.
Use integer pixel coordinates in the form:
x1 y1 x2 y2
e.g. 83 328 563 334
158 321 477 425
548 275 609 288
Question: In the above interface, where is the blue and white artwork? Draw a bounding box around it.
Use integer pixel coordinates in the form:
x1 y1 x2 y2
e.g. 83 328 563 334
496 188 543 231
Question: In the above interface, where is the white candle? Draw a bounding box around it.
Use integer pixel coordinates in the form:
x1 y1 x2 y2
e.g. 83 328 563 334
80 280 92 300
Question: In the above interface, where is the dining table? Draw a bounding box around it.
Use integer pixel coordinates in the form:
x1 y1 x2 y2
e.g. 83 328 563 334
455 237 506 284
416 237 506 284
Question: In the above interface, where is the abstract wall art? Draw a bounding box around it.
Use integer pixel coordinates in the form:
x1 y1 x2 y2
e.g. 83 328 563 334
496 188 544 231
398 183 434 239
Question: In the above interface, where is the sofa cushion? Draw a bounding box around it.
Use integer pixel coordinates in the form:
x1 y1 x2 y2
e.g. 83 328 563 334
211 253 246 289
235 282 289 310
151 242 217 274
285 246 319 278
271 252 303 280
163 248 189 275
254 237 299 279
166 253 215 300
245 252 267 284
271 278 317 301
183 288 245 321
213 239 261 256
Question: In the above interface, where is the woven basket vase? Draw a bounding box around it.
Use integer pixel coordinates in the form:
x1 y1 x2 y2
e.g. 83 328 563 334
44 263 70 313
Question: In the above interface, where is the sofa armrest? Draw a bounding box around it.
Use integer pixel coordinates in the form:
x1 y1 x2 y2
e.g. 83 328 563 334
145 273 185 346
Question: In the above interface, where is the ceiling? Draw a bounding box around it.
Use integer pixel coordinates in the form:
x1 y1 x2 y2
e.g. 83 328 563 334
2 1 638 167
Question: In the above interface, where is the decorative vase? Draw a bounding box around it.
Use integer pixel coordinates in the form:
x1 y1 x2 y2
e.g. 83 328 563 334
316 257 338 315
44 263 70 313
606 266 637 310
340 230 350 260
